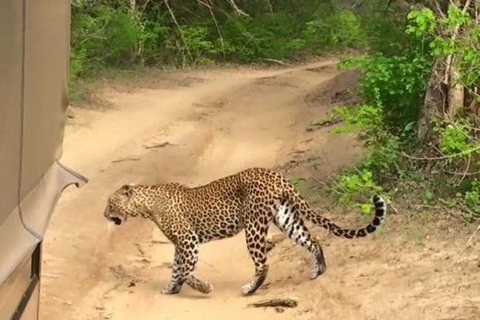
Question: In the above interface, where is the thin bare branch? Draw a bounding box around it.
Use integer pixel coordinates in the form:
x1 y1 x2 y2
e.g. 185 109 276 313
264 0 274 15
164 0 193 64
398 145 480 161
443 0 472 86
199 0 226 59
429 0 447 18
460 153 472 183
227 0 249 16
454 223 480 265
383 0 393 14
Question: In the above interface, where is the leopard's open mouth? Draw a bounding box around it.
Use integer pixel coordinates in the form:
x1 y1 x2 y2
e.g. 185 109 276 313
108 216 123 225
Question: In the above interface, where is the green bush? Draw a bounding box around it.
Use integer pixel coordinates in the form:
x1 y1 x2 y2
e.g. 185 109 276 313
303 10 365 52
332 5 480 221
331 169 383 214
339 53 431 133
70 0 373 80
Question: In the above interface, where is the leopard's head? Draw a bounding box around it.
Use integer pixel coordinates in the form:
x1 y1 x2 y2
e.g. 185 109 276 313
104 184 136 226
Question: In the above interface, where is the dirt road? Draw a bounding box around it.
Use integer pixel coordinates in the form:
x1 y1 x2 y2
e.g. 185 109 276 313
40 60 480 320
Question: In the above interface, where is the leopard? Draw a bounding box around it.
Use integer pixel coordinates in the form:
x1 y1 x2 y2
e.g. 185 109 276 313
103 167 386 296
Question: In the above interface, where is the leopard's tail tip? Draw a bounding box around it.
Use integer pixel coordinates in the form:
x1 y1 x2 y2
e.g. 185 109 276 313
372 195 386 220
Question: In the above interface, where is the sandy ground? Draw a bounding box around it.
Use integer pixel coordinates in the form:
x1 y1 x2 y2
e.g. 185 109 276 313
40 60 480 320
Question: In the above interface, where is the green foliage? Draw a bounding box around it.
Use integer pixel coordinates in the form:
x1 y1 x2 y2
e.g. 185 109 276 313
70 4 162 78
363 134 400 176
463 179 480 217
331 169 383 214
437 124 474 156
357 0 410 56
69 1 480 222
429 6 480 89
406 8 436 37
331 103 383 136
407 5 480 96
338 53 431 132
303 10 365 52
289 176 306 187
176 26 216 65
69 0 372 91
422 189 434 204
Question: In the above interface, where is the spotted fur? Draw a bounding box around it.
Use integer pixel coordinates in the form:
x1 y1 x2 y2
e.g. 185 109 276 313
104 167 386 296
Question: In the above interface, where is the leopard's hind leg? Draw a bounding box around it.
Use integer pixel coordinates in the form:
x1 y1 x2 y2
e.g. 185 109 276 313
273 199 326 279
241 207 273 296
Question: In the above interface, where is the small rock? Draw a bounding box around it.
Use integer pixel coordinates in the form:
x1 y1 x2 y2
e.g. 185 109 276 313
66 108 76 119
128 281 136 287
303 307 313 313
275 307 285 313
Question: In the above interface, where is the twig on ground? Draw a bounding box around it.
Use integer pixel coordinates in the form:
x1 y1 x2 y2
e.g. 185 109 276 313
389 201 400 215
52 295 73 306
308 170 330 190
248 298 298 308
453 223 480 265
308 118 343 130
287 149 310 155
263 58 288 66
112 157 141 163
152 240 170 244
144 141 176 149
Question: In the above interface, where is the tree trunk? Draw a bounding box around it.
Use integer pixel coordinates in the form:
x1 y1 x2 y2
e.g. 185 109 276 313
447 63 465 121
417 58 447 144
417 0 471 143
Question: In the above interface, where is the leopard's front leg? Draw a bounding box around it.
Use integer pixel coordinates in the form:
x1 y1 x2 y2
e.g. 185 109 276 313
152 214 212 295
162 248 183 294
177 234 213 294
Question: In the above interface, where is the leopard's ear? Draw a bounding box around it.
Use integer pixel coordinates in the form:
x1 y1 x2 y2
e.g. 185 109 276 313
119 184 134 197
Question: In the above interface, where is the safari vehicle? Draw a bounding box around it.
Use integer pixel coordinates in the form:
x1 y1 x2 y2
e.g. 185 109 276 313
0 1 86 319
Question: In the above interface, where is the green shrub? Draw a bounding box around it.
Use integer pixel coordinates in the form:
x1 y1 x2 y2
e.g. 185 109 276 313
332 169 383 214
339 53 431 133
303 10 365 53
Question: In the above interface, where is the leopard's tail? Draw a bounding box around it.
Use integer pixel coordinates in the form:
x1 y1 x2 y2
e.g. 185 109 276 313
284 185 386 239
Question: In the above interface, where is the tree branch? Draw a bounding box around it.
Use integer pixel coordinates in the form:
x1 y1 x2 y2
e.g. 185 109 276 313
164 0 193 64
227 0 249 16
